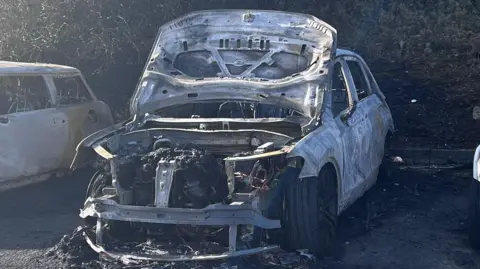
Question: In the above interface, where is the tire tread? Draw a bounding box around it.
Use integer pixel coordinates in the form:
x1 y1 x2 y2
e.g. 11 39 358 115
283 165 338 257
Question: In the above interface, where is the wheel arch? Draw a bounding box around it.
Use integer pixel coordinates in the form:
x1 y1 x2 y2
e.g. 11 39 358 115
287 129 343 211
318 158 341 214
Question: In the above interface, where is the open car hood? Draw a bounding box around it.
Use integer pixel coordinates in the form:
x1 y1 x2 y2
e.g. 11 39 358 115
129 10 337 118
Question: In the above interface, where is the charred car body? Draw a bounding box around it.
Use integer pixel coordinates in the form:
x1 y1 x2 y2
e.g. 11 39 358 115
72 10 394 262
0 61 113 189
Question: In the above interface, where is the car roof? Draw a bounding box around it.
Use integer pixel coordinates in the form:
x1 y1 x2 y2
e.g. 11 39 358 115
336 48 362 58
0 61 81 75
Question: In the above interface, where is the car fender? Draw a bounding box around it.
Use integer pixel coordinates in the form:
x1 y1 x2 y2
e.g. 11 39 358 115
70 122 126 169
287 125 343 189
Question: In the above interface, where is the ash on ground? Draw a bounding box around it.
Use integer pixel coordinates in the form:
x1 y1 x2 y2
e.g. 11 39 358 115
47 226 322 269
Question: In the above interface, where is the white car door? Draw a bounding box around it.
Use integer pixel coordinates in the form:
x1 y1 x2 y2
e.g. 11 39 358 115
342 57 380 194
47 74 114 168
0 75 67 182
330 58 371 204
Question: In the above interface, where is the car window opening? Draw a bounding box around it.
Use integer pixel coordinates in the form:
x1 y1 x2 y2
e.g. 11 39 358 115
0 75 51 115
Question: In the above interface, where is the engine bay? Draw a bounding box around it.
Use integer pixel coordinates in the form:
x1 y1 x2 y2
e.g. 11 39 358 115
84 126 300 254
92 129 294 207
113 146 230 209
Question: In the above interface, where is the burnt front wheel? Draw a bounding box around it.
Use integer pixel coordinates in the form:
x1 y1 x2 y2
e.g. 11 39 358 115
283 165 338 258
469 178 480 249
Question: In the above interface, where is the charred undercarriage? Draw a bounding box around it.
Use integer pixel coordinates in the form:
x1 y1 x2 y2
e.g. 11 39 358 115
80 124 303 262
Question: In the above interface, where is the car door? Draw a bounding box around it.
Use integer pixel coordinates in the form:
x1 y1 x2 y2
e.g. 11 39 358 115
0 75 65 181
330 58 371 203
47 74 114 168
343 56 385 192
354 57 393 179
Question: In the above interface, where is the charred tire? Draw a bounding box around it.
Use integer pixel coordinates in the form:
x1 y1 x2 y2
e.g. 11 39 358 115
282 165 338 258
469 178 480 249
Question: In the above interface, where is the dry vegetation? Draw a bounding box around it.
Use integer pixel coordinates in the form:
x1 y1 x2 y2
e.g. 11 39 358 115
1 0 480 147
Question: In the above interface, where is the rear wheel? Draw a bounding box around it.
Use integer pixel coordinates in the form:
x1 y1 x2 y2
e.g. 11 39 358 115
282 165 338 258
469 178 480 249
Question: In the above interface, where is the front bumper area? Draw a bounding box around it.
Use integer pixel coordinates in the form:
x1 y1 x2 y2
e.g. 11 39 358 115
80 198 281 262
84 233 278 263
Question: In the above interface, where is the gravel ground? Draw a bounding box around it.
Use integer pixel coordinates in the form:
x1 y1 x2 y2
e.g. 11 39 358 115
0 166 479 269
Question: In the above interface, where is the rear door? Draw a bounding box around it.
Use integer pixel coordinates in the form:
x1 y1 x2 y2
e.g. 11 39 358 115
48 74 114 168
0 75 64 181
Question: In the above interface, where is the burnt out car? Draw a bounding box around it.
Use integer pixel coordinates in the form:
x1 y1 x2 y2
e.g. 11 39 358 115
0 61 113 188
72 10 394 262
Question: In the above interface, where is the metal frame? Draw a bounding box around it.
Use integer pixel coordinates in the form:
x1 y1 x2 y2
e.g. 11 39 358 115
80 197 281 261
84 232 278 263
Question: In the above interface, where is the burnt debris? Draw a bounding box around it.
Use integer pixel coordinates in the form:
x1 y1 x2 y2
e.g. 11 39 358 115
81 132 296 261
140 146 229 208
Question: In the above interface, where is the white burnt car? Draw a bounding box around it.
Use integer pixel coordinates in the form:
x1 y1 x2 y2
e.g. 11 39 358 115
0 62 113 187
72 10 394 262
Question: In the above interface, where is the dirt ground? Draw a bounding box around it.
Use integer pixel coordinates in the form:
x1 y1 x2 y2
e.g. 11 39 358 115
0 165 478 269
373 67 480 150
